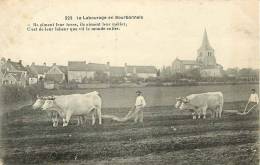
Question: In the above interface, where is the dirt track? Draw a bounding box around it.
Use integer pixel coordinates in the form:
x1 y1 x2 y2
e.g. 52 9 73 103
0 101 259 165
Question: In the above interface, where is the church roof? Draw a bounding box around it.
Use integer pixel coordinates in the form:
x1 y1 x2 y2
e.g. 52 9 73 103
198 29 214 50
181 60 198 65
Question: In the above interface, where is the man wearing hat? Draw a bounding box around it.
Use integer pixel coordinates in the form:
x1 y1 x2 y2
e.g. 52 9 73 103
123 90 146 123
240 88 259 114
247 89 259 108
133 90 146 123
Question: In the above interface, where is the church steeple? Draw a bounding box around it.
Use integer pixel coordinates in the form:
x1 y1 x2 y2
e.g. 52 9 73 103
196 29 216 66
199 29 213 50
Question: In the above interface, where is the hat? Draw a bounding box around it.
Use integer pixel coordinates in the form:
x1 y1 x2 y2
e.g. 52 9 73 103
251 89 256 92
136 90 142 94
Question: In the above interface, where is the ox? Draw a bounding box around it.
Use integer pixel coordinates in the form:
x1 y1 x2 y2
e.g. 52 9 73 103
32 96 62 127
41 91 102 127
175 92 223 119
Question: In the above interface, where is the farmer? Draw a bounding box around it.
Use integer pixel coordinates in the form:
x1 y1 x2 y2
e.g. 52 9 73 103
133 90 146 123
122 90 146 123
247 89 259 109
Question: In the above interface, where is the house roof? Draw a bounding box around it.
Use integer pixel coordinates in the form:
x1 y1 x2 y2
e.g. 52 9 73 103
181 60 198 65
68 61 87 71
198 29 214 50
110 66 125 75
127 65 157 74
57 65 68 73
7 61 27 71
45 74 64 82
30 65 50 74
5 72 23 81
87 63 108 71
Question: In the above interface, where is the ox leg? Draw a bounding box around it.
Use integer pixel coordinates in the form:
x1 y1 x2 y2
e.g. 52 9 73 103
202 107 207 119
192 112 196 119
77 116 83 126
96 108 102 125
197 111 201 119
80 116 84 125
211 110 215 118
215 109 219 118
91 111 96 125
219 105 223 118
52 113 59 127
77 117 80 126
63 112 72 127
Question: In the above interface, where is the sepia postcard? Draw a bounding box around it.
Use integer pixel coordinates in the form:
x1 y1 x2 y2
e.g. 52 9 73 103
0 0 259 164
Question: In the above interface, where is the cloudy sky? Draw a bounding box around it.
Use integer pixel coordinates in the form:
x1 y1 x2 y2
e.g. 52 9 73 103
0 0 259 69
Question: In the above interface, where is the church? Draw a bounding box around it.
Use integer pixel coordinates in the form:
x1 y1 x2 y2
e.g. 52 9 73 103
172 29 223 77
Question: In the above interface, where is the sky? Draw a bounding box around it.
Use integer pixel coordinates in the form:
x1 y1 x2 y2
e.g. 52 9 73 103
0 0 259 69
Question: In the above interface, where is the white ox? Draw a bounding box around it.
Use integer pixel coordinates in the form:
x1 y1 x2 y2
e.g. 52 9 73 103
32 96 89 127
175 92 224 119
32 96 62 127
33 91 102 127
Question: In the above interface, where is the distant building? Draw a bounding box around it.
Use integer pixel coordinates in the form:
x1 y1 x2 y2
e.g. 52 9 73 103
124 63 158 79
0 58 6 86
172 29 223 77
110 66 125 77
1 59 27 87
2 72 27 87
67 61 110 83
45 63 67 83
29 62 50 80
67 61 158 83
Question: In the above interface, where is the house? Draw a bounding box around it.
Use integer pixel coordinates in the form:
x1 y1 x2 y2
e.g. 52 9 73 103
2 72 27 87
172 59 201 73
26 66 38 85
1 59 27 87
45 63 67 83
29 62 50 80
124 63 157 79
68 61 110 83
0 70 4 86
172 29 223 77
110 66 125 77
0 58 6 86
87 62 110 79
68 61 89 83
3 59 27 73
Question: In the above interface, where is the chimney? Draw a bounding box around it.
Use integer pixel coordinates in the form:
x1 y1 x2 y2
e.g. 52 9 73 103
31 62 35 66
19 60 22 64
133 67 137 74
1 57 6 62
43 62 46 66
7 58 11 62
53 63 56 66
124 62 128 74
106 61 110 70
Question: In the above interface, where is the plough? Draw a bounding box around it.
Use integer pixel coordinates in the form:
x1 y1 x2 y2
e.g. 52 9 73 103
236 101 258 115
102 107 142 122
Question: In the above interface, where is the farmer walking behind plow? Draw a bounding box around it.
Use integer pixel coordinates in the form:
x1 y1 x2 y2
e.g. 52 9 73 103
110 90 146 123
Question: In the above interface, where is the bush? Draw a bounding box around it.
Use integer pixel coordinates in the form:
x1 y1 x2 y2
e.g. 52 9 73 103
0 85 41 104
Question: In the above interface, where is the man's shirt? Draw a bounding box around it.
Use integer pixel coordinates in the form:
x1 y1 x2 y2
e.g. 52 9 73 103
249 93 259 104
135 95 146 107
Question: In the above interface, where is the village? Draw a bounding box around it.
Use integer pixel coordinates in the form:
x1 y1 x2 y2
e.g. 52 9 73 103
0 30 258 90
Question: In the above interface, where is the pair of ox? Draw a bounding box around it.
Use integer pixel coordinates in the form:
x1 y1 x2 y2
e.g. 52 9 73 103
32 91 102 127
175 92 224 119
